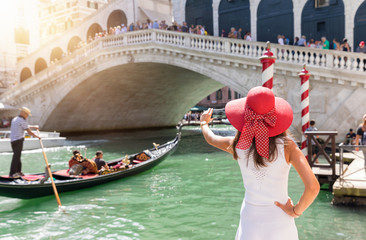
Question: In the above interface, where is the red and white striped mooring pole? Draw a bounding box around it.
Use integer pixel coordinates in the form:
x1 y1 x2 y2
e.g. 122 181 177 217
299 64 310 159
259 41 276 89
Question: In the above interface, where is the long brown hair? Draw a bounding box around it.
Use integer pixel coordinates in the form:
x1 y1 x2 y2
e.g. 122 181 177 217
231 130 288 168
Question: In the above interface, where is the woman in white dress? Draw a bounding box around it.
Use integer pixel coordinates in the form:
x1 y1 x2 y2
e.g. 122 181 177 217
200 86 320 240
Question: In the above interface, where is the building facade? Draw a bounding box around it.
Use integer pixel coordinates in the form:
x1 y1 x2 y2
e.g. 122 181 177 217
196 86 242 108
173 0 366 108
0 0 172 93
172 0 366 50
39 0 109 45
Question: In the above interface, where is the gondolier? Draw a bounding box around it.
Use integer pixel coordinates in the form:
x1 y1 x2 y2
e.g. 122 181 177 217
9 107 40 178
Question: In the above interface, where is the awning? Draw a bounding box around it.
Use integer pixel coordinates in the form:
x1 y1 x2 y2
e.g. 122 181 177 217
0 102 17 110
190 106 209 112
139 6 171 22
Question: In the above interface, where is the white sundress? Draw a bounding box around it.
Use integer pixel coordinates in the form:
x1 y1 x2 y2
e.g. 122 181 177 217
235 139 299 240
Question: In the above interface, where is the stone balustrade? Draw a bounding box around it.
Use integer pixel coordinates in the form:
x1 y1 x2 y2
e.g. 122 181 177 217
16 29 366 81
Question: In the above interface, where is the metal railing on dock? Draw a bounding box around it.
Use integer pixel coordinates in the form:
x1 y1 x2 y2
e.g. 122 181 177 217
333 144 366 206
338 143 366 182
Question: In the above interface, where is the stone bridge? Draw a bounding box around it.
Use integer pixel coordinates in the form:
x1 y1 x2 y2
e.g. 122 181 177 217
2 29 366 141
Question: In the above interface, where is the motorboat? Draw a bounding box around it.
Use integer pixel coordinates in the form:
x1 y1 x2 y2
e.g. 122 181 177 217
0 131 66 152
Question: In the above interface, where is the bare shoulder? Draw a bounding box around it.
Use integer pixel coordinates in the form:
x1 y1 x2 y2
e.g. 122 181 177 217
284 137 301 164
284 137 299 151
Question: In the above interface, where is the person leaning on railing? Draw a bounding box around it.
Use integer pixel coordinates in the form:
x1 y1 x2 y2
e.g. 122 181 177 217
354 115 366 166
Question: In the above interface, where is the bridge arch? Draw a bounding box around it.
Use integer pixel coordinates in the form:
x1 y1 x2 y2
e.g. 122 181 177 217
34 58 47 74
20 67 32 82
257 0 293 43
50 47 64 62
67 36 83 53
87 23 103 40
42 61 230 132
302 0 345 47
354 1 366 49
107 10 127 30
218 0 250 37
185 0 213 35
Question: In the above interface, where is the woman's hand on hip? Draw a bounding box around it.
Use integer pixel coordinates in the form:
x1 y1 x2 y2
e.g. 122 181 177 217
274 197 300 218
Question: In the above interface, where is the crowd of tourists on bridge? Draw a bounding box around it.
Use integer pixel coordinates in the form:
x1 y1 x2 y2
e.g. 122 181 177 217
87 19 366 55
52 19 366 66
276 34 366 54
87 19 210 43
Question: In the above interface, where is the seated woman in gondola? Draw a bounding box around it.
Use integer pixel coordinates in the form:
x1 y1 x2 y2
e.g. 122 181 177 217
68 150 98 175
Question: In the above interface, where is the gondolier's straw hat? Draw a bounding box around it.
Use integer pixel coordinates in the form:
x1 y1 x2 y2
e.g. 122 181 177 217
225 86 293 158
19 106 31 116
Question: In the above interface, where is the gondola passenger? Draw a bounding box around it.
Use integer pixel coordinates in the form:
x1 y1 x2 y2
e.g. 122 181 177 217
69 150 98 175
93 151 109 171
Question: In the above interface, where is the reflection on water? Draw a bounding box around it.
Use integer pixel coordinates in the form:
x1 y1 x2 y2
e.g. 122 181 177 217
0 128 365 240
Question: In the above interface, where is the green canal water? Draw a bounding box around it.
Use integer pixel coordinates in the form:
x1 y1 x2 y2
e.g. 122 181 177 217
0 127 365 240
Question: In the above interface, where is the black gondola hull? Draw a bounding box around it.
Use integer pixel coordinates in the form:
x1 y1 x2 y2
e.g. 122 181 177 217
0 135 179 199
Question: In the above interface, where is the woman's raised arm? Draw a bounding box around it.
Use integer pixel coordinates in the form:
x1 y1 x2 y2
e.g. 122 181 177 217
200 108 235 154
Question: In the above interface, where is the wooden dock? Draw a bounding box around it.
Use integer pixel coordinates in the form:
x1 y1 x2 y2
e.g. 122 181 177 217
312 163 347 188
332 152 366 206
304 131 366 205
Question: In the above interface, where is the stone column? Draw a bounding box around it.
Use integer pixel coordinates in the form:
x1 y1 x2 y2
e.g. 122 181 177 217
344 0 364 49
172 0 186 24
212 0 220 37
250 0 258 41
293 3 302 39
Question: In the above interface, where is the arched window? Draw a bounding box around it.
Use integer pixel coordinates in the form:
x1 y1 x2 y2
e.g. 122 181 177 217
50 47 64 62
107 10 127 30
219 0 250 39
302 0 344 48
34 58 47 74
235 91 240 99
20 67 32 82
185 0 213 35
67 36 82 53
216 89 223 100
354 1 366 50
257 0 293 43
87 23 103 40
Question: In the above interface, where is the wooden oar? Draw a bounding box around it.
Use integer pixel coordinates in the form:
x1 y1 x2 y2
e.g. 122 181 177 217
37 130 62 207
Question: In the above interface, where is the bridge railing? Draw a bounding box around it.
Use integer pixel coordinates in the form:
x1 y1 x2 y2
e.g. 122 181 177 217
115 30 366 72
16 29 366 83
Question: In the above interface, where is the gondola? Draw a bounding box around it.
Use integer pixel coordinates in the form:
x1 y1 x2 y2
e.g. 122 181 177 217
0 133 180 199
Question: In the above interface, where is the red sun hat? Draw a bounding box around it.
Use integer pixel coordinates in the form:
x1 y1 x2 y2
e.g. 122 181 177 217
225 86 293 158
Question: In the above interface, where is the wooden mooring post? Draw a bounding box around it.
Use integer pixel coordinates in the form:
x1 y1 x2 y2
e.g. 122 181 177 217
305 131 338 188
